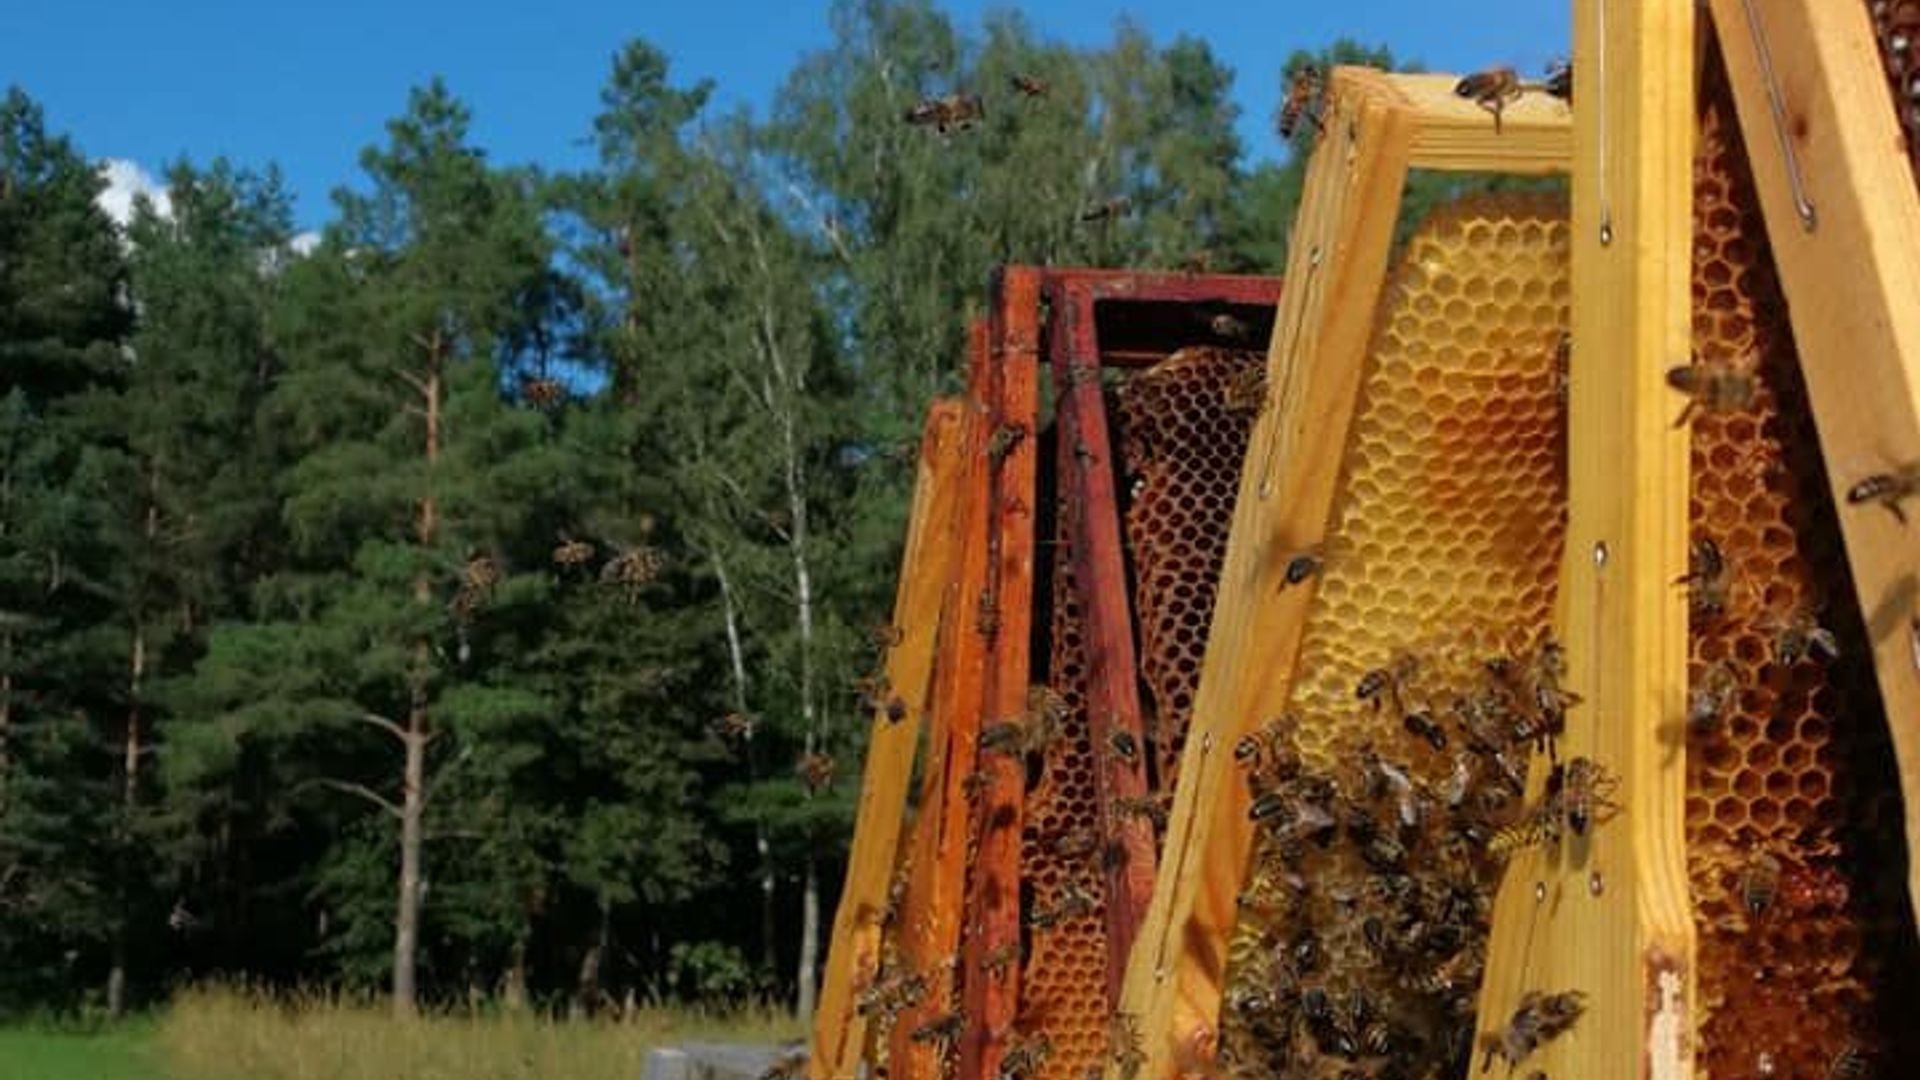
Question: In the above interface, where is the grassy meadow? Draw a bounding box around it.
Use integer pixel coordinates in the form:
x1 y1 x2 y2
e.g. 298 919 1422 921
0 988 801 1080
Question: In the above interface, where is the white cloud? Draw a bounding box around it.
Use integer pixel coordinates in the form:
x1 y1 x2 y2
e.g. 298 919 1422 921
290 230 320 256
95 158 171 227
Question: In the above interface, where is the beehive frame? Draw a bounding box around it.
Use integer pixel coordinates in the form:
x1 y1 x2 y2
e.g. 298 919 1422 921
1114 67 1574 1080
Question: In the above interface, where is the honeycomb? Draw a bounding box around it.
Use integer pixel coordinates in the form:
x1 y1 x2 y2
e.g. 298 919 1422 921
1214 193 1572 1079
1015 424 1110 1080
1868 0 1920 179
1115 347 1265 790
1683 77 1920 1078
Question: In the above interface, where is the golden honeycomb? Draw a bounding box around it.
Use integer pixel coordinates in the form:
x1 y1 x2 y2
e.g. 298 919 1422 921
1014 425 1112 1080
1215 192 1572 1079
1684 80 1920 1078
1869 0 1920 178
1116 347 1265 789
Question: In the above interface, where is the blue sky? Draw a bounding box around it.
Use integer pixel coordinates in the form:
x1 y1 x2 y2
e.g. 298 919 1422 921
2 1 1566 231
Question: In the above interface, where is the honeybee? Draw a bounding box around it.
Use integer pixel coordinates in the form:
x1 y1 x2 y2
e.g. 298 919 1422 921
1559 756 1618 835
1768 608 1841 665
552 536 596 567
1544 57 1572 102
1109 1012 1146 1080
1489 806 1561 859
903 93 986 134
1223 363 1268 416
1455 65 1524 132
1009 74 1050 98
1178 249 1214 274
1356 652 1420 713
1048 827 1098 861
986 422 1027 466
1282 549 1324 587
1029 880 1097 928
1403 709 1449 752
869 622 905 650
519 375 565 409
1846 462 1920 524
1078 195 1133 223
1740 851 1782 918
977 586 1000 639
710 712 756 742
981 942 1019 980
999 1033 1052 1080
796 752 837 793
1107 729 1141 764
980 697 1060 758
1675 537 1734 620
1480 990 1587 1071
1112 792 1172 829
1665 359 1757 426
1028 685 1068 727
1208 312 1255 342
909 1011 965 1045
1278 63 1325 139
1523 638 1581 730
1686 659 1741 737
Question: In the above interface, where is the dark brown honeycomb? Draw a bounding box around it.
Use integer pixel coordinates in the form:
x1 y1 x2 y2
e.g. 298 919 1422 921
1685 79 1920 1079
1869 0 1920 178
1116 347 1264 790
1216 194 1571 1079
1016 437 1111 1080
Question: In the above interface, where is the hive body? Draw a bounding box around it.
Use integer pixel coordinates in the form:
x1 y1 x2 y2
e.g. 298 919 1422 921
1684 81 1920 1079
1218 193 1571 1079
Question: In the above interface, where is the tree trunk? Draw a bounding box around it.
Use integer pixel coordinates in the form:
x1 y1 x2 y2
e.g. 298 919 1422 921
712 554 779 978
798 854 820 1021
394 348 441 1019
108 487 158 1020
571 900 610 1020
0 633 10 798
502 935 530 1013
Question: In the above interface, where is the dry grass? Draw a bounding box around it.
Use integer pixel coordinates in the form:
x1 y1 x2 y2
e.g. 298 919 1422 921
158 986 802 1080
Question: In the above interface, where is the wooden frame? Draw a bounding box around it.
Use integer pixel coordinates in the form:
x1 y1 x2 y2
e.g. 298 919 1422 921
1703 0 1920 930
887 324 998 1080
1114 67 1425 1080
810 399 970 1080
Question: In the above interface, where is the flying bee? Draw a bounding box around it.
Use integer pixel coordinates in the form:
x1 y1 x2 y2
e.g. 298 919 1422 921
1278 63 1325 139
463 552 503 596
1847 462 1920 524
1665 359 1757 427
1455 65 1524 132
1078 195 1133 224
869 622 905 650
1000 1034 1053 1080
909 1011 965 1045
903 93 986 134
1675 536 1734 621
1208 312 1255 342
1682 659 1741 743
1768 607 1841 665
519 375 565 408
1109 1012 1146 1080
710 712 756 742
1107 729 1141 764
796 752 837 794
601 544 667 594
1357 652 1420 713
1009 73 1050 98
1560 756 1619 836
552 536 596 567
1178 249 1214 274
1282 549 1324 587
1741 851 1782 919
1544 57 1572 102
987 422 1027 466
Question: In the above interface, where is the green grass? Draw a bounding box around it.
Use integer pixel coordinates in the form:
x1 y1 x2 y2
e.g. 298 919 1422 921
0 1023 169 1080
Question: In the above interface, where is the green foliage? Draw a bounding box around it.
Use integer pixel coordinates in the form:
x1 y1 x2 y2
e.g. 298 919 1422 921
0 5 1517 1017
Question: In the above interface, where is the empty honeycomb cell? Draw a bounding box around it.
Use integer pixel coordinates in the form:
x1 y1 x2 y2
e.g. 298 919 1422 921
1686 80 1920 1078
1113 346 1263 790
1212 193 1570 1080
1015 467 1110 1080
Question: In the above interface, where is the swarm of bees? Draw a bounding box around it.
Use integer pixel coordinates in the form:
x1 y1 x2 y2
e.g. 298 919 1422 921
1213 630 1620 1078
